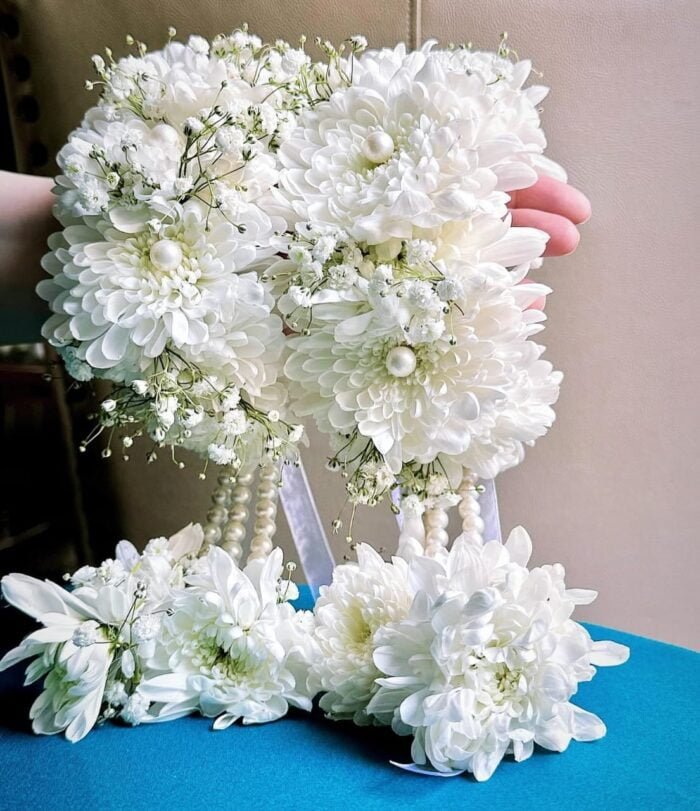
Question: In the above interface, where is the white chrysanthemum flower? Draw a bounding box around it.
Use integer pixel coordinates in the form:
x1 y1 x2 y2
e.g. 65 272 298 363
0 524 205 741
139 546 318 727
311 545 412 723
284 261 560 485
277 41 562 246
39 29 322 465
0 574 128 742
366 528 629 781
39 200 283 391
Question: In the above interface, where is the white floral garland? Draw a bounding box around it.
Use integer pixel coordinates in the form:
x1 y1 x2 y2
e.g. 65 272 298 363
0 27 630 782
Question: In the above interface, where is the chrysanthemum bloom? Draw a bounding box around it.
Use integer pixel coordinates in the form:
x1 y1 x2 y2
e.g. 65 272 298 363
366 528 629 780
0 524 203 741
282 241 560 492
139 546 318 726
311 545 412 723
276 40 564 247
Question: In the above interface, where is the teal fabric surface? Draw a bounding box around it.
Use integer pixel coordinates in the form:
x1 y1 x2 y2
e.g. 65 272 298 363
0 587 697 810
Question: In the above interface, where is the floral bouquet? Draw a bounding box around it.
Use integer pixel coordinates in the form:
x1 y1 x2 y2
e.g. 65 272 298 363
1 26 628 782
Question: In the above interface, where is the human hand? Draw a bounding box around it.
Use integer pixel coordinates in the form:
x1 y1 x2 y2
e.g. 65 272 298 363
0 171 56 342
509 175 591 309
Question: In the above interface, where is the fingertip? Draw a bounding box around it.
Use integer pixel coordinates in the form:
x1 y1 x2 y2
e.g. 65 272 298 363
509 208 581 257
568 186 592 225
516 175 591 225
543 217 580 257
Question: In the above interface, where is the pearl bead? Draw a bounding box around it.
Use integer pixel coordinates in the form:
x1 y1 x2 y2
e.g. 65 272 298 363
255 502 277 519
231 488 252 505
211 486 231 506
222 524 246 544
207 505 228 526
361 130 395 164
385 345 417 378
149 239 182 271
257 483 277 500
254 517 276 537
229 504 249 523
203 524 222 545
222 541 243 560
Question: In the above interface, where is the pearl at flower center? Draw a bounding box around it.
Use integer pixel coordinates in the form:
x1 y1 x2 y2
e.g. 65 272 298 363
385 345 417 378
149 239 183 271
361 131 395 164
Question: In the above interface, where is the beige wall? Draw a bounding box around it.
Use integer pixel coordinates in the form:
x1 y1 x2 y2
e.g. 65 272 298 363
2 0 698 647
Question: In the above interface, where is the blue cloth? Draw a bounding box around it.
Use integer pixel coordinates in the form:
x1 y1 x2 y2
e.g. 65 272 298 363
0 587 697 810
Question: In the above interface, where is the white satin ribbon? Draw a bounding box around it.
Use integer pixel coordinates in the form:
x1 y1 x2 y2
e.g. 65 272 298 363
279 460 335 598
479 478 502 542
391 761 464 777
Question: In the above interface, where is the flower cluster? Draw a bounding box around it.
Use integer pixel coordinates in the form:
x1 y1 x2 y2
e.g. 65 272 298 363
17 28 626 783
273 38 564 510
311 528 629 780
37 27 338 471
0 522 628 780
0 525 316 741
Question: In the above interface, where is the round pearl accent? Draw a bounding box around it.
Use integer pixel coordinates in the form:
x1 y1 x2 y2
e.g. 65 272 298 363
361 131 395 164
149 239 182 271
385 345 417 378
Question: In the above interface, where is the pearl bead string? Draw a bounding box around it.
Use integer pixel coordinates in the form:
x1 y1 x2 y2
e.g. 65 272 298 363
219 472 254 563
458 469 485 543
202 467 238 547
424 505 450 557
246 462 280 564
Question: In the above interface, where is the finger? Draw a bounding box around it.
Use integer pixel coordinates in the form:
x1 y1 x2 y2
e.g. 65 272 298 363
510 175 591 225
510 208 581 257
519 277 547 311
